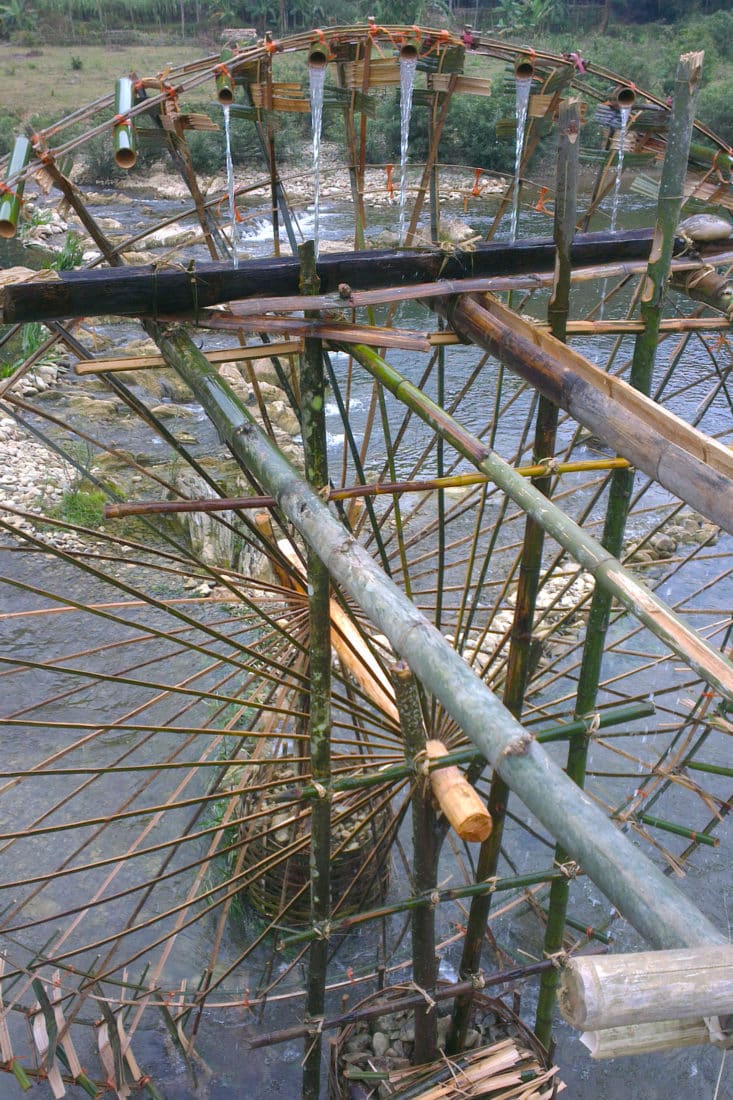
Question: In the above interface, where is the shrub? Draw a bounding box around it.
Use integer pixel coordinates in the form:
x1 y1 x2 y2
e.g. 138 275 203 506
59 489 107 528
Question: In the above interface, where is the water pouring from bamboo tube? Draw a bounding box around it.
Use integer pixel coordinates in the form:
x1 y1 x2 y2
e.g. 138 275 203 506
0 135 31 239
308 32 329 257
112 77 137 169
511 53 535 242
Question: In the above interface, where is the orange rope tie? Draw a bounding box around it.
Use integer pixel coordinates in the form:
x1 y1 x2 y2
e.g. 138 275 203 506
534 185 550 213
264 38 281 55
385 163 395 203
112 114 132 129
214 63 232 79
471 168 483 197
0 183 23 204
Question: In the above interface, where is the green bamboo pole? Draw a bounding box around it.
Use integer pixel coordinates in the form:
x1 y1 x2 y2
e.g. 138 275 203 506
447 98 581 1055
278 870 564 950
298 242 332 1100
393 661 438 1064
534 51 705 1050
153 326 727 951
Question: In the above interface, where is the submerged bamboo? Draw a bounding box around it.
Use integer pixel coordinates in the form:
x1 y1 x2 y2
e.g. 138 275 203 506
150 323 727 951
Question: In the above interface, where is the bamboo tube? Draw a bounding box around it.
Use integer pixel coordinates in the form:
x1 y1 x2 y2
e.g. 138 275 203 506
214 51 235 104
0 135 31 239
149 324 729 952
559 947 733 1030
113 78 137 169
425 740 492 842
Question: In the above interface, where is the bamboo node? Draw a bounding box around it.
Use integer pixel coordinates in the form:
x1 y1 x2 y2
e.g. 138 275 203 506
499 732 533 757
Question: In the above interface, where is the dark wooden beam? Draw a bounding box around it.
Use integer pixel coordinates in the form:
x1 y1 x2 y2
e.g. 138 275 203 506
0 230 666 324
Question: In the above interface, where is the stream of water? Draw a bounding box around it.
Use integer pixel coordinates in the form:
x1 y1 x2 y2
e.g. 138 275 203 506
398 55 418 245
308 64 326 260
222 105 238 268
510 78 532 243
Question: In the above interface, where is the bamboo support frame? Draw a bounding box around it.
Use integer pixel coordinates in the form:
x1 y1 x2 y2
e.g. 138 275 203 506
345 342 733 702
146 323 728 953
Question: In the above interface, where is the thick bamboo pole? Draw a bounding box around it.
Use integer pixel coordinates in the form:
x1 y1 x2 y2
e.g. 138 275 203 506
345 343 733 702
152 325 727 950
299 243 332 1100
559 946 733 1030
535 52 705 1049
394 663 438 1065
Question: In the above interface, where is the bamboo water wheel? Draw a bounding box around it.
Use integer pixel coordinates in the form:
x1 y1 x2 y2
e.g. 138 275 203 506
0 25 732 1098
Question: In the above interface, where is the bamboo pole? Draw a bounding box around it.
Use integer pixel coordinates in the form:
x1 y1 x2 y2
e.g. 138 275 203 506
535 51 705 1050
151 325 728 951
393 663 438 1065
424 740 492 842
299 242 332 1100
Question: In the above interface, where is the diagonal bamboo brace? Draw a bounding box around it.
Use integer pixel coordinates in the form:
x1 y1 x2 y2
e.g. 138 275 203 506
425 740 492 841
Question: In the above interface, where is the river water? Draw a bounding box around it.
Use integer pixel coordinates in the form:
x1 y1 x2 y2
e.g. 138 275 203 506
1 178 732 1098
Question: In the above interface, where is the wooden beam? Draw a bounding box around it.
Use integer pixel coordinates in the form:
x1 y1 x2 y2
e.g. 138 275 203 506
74 340 302 374
0 230 672 324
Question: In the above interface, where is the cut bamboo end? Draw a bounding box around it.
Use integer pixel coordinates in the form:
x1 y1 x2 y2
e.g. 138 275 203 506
425 739 492 841
559 946 733 1030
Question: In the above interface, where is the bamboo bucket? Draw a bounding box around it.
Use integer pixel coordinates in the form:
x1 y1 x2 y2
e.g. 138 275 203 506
240 767 393 925
328 983 559 1098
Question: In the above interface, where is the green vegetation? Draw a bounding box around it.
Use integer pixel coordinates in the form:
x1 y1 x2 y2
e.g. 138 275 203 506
58 487 108 527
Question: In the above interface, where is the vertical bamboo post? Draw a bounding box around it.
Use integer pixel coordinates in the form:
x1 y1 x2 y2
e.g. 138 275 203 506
534 53 705 1050
447 98 580 1056
298 241 333 1100
393 661 438 1065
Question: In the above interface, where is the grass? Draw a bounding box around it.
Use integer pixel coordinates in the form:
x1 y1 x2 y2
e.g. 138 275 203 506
0 43 205 120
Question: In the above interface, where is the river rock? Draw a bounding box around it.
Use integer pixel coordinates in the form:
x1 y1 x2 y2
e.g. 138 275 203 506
371 1032 389 1057
64 393 128 418
439 218 477 244
167 467 267 577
